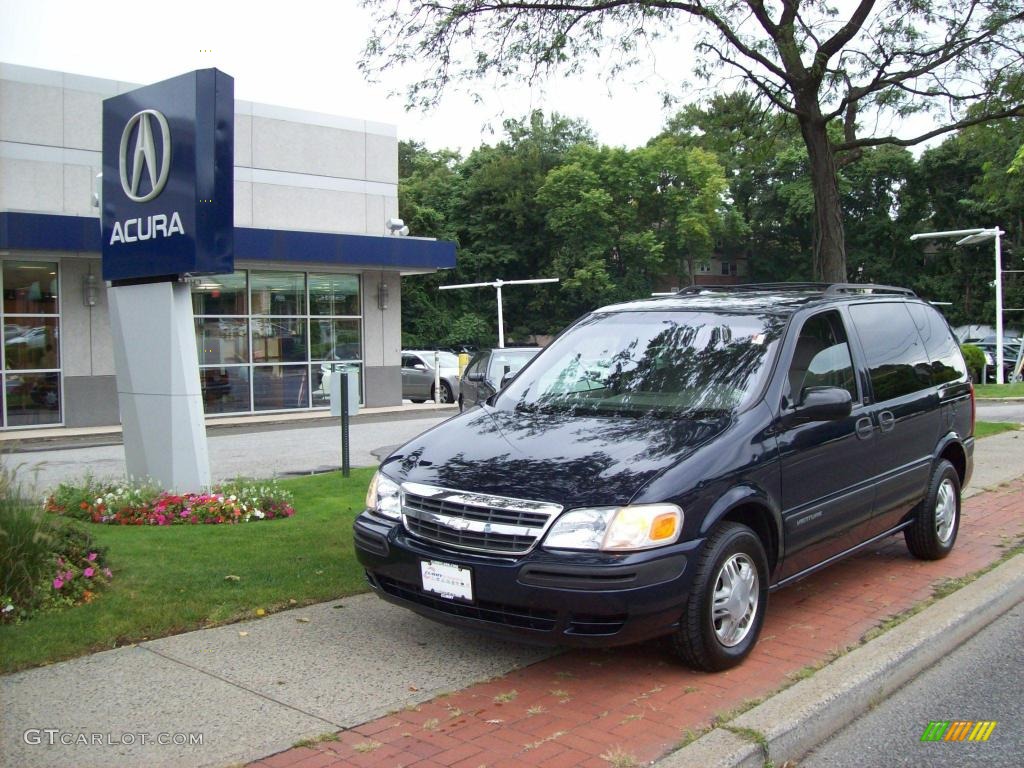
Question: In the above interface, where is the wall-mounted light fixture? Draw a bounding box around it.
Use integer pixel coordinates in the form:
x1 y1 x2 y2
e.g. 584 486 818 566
83 273 99 307
377 278 389 311
386 218 409 237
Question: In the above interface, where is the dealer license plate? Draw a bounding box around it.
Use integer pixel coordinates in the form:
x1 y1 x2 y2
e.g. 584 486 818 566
421 560 473 602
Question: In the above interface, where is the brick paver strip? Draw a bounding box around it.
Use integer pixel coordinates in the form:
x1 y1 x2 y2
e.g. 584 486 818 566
250 479 1023 768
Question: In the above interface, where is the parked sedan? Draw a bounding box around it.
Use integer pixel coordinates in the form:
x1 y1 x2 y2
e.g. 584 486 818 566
402 351 461 404
975 336 1023 382
459 347 540 410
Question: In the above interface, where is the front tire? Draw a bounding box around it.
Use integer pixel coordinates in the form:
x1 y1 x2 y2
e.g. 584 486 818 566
672 522 768 671
905 459 960 560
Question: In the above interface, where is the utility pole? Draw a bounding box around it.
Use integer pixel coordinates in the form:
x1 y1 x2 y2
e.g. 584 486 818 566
439 278 559 348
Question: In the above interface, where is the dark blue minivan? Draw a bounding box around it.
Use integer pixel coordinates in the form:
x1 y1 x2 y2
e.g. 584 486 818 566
354 284 974 670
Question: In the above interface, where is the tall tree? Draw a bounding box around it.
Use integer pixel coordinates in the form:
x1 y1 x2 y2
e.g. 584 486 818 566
362 0 1024 281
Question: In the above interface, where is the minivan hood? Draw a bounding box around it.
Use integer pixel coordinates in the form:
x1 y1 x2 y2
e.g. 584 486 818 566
380 406 730 508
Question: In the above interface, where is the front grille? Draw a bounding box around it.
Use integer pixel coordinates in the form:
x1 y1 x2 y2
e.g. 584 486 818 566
401 482 562 555
377 576 557 631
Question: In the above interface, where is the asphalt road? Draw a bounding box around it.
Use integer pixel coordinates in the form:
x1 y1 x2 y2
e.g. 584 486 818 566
976 401 1024 423
800 603 1023 768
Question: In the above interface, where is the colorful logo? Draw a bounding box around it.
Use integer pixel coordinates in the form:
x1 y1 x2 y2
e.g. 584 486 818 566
920 721 997 742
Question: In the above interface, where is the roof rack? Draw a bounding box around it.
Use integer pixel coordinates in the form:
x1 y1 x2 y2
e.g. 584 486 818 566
823 283 917 297
674 282 916 298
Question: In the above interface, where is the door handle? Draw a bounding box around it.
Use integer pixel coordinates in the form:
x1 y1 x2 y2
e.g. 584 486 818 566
855 416 874 440
879 411 896 433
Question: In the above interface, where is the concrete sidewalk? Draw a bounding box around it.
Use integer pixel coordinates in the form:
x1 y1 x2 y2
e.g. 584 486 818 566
1 431 1022 768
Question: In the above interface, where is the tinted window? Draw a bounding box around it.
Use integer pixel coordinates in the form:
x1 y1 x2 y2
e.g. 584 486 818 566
787 311 857 403
464 353 486 378
849 303 931 401
498 311 785 417
906 303 968 385
486 349 538 382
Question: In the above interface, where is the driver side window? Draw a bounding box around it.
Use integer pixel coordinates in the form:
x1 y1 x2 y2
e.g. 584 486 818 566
787 312 858 405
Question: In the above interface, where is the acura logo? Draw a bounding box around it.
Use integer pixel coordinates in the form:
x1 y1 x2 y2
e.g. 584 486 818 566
119 109 171 203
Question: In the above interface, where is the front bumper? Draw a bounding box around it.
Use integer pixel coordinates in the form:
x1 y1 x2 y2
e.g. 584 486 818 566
354 511 703 647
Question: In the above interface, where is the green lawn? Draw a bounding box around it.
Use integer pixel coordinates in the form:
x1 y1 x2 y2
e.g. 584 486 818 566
975 382 1024 398
0 468 375 673
974 420 1021 439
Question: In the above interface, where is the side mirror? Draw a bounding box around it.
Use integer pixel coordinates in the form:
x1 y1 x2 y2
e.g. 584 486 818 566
793 386 853 422
413 363 428 371
466 371 485 382
500 370 516 388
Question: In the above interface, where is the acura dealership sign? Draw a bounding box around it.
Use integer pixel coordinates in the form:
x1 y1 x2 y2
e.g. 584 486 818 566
102 69 234 281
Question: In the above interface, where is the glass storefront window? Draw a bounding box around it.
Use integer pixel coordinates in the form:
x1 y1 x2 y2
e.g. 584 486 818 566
310 318 360 361
253 365 309 411
252 318 307 363
200 367 251 414
6 371 61 427
251 271 305 316
191 270 363 415
309 273 360 316
4 317 59 370
3 261 59 314
195 319 249 365
192 271 248 315
2 259 61 428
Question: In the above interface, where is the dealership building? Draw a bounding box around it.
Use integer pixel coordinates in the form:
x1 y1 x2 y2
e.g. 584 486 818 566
0 62 455 431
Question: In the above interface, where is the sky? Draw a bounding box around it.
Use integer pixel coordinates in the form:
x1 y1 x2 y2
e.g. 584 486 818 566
0 0 703 154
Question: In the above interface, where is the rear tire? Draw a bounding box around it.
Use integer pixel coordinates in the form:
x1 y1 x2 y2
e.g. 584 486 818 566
904 459 960 560
432 382 454 404
672 522 768 671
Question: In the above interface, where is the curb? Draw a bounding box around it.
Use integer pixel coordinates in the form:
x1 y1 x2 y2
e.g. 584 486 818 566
656 553 1024 768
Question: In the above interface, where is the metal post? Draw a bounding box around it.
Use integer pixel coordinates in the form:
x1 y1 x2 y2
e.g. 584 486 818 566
994 229 1004 384
340 368 350 477
433 350 442 405
496 282 505 348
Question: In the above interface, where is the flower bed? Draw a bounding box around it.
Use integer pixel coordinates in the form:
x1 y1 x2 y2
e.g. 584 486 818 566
45 477 295 526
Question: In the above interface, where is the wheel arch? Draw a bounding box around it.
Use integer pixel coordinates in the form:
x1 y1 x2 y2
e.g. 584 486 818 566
699 486 782 573
935 434 967 486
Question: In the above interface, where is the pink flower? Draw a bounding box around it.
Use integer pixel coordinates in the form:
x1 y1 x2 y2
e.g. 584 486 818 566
63 570 74 581
180 510 190 518
103 568 113 579
87 552 97 561
53 578 64 590
84 567 95 578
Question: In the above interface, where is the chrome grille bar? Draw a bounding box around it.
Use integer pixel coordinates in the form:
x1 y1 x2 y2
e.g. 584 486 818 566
401 481 562 555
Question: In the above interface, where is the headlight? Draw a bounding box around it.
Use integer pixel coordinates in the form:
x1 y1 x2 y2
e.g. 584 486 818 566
543 503 683 551
365 471 401 520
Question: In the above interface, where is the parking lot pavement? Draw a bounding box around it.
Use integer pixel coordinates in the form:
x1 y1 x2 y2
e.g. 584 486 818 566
244 476 1024 768
8 411 453 494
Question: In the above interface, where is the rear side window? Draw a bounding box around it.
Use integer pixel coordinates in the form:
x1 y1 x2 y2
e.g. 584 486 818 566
906 303 969 385
849 303 932 401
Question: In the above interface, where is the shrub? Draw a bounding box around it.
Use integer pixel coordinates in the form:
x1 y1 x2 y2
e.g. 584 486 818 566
961 344 985 382
0 493 56 619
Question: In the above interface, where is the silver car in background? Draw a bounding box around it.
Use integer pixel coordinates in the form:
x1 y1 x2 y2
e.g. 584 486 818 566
401 350 461 404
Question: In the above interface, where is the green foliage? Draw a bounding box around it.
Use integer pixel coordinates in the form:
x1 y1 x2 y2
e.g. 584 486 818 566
0 493 55 618
961 344 986 382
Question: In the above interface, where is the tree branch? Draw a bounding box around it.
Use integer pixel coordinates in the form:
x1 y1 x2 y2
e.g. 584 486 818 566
834 105 1024 151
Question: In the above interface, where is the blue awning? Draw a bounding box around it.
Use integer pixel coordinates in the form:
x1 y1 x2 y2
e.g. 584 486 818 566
0 212 456 271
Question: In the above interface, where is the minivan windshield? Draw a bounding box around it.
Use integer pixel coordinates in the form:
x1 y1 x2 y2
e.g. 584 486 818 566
496 310 785 417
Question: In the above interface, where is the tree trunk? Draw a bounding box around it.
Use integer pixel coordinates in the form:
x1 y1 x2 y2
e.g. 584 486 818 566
798 116 848 282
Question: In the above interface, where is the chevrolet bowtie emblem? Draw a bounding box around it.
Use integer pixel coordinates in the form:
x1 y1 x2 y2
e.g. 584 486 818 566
118 109 171 203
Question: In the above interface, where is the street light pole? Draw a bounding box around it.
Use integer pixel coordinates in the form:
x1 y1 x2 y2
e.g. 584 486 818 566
910 227 1007 384
439 278 559 348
